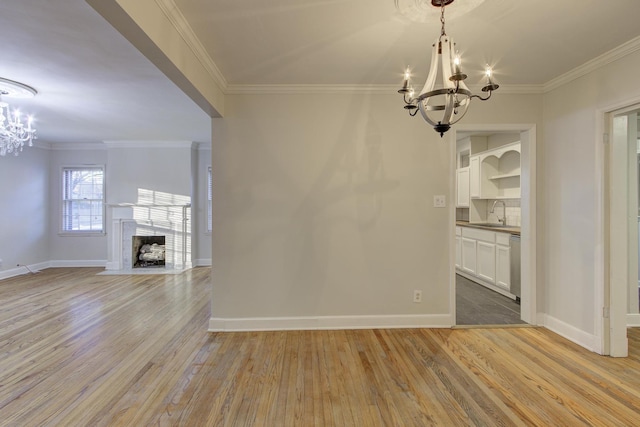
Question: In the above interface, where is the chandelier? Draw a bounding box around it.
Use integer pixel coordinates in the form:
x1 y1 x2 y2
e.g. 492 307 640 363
0 77 37 156
396 0 498 137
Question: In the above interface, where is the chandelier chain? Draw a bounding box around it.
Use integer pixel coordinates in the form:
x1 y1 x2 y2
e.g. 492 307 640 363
440 2 446 36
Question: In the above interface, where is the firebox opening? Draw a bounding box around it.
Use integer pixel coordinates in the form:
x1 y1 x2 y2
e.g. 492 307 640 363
132 236 166 268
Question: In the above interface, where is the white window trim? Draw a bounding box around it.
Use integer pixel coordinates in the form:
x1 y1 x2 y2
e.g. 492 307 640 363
60 165 106 236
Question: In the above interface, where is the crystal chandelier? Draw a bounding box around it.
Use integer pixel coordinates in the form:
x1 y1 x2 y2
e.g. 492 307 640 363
396 0 498 137
0 77 37 156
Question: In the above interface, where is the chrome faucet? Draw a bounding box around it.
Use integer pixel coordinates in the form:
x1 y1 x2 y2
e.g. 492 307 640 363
490 200 506 225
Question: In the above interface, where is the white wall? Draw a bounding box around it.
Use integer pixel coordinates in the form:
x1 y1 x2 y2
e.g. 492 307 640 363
0 146 50 275
105 142 194 205
48 146 108 264
542 49 640 339
105 142 196 265
210 91 542 330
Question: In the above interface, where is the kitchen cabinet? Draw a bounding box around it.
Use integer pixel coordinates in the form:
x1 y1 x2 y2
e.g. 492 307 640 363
495 244 510 290
456 167 470 207
455 227 462 269
461 237 477 275
456 226 513 297
469 155 480 199
476 240 496 284
495 232 511 290
469 142 520 200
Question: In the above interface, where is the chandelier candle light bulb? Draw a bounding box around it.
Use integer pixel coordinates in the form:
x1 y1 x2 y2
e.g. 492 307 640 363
0 77 37 157
395 0 499 137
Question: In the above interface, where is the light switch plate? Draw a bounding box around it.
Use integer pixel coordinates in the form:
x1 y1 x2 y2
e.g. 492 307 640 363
433 195 446 208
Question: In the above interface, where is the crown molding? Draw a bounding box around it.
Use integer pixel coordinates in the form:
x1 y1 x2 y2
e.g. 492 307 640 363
155 0 228 92
103 140 194 149
226 84 398 95
544 35 640 93
151 2 640 97
225 83 544 95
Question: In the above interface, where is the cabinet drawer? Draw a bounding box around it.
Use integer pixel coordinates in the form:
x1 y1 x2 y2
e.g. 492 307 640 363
496 232 511 246
461 227 495 243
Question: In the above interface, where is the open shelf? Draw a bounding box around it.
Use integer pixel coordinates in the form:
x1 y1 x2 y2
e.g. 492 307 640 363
489 172 521 180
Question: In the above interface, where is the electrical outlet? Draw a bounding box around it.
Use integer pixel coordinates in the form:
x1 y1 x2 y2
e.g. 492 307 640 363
413 290 422 303
433 195 446 208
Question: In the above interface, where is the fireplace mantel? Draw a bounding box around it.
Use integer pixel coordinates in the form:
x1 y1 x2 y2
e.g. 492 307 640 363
105 204 191 272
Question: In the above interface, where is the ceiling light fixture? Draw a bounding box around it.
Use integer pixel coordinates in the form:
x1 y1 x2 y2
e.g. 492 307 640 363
0 77 37 156
396 0 498 137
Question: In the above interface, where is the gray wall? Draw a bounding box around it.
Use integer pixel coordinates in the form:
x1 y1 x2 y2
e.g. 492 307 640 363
0 146 50 276
210 91 542 329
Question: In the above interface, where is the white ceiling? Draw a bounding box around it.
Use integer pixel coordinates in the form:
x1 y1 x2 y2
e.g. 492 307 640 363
2 0 640 145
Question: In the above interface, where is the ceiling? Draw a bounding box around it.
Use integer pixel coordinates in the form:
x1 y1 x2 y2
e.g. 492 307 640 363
2 0 640 145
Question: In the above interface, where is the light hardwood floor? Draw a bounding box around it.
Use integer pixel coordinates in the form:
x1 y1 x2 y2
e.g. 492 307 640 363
1 267 640 426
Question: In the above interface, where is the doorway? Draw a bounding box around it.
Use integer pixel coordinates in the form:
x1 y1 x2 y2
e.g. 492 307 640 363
450 125 536 327
605 105 640 357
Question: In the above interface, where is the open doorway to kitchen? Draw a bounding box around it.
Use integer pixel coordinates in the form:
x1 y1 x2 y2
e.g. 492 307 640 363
451 125 536 327
604 104 640 357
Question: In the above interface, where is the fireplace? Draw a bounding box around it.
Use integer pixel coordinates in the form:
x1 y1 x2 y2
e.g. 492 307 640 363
132 235 166 268
106 203 191 272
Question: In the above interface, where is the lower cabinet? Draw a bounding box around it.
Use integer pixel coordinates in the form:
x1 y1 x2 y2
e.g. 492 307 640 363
461 237 477 276
495 244 511 290
476 241 496 284
457 226 513 296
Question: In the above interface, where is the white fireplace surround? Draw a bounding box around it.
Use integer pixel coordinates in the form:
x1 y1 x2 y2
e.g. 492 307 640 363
106 204 191 272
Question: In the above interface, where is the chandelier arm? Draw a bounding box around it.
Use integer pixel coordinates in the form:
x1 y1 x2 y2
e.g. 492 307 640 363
470 91 494 101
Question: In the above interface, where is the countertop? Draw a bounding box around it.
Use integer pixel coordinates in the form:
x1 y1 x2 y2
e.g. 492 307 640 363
456 221 521 236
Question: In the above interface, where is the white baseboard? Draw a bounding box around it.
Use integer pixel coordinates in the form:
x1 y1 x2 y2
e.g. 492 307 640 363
0 261 51 280
537 313 601 354
194 258 212 267
50 260 107 268
627 313 640 327
208 314 452 332
0 260 107 281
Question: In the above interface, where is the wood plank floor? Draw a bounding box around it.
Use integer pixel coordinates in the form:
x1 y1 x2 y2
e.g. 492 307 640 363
1 268 640 426
456 274 526 326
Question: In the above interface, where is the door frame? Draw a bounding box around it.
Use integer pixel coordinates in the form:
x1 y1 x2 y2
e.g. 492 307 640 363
450 124 537 326
597 99 640 356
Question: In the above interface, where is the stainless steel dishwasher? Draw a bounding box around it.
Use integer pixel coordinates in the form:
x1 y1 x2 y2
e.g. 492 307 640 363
510 234 521 304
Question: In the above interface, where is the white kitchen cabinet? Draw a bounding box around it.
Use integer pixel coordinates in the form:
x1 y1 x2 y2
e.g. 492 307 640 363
456 167 470 207
495 244 510 290
461 237 477 275
476 142 521 199
456 227 515 298
469 155 480 199
495 232 511 290
455 227 462 269
476 240 496 284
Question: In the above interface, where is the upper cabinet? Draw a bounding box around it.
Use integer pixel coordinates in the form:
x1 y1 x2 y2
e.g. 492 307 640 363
456 167 470 207
470 142 521 200
469 155 480 199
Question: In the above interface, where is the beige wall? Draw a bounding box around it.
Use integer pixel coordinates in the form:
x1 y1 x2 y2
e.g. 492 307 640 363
210 91 542 328
542 48 640 337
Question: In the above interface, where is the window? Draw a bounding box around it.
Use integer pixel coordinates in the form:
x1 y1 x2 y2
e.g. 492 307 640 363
207 166 212 232
62 166 105 233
